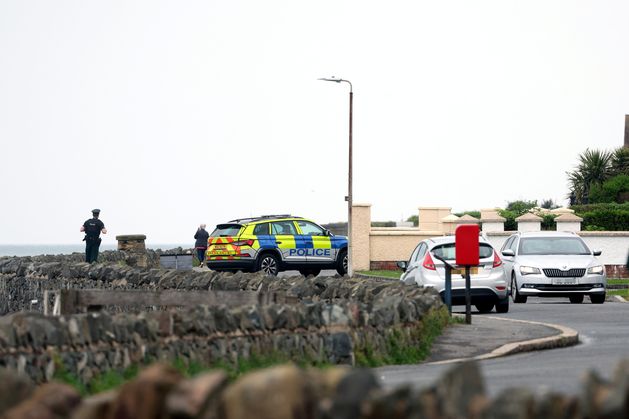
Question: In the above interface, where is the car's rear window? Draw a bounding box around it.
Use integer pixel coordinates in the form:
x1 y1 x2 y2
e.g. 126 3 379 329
518 237 590 255
210 224 242 237
431 243 494 260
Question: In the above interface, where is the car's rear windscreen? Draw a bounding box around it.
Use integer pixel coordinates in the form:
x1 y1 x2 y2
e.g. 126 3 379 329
211 224 242 237
431 243 494 260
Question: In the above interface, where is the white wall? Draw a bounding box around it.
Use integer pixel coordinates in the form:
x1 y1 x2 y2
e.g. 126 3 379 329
579 235 629 265
486 232 629 265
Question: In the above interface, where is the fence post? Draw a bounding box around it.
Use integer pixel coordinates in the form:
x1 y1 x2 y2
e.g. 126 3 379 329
59 289 80 315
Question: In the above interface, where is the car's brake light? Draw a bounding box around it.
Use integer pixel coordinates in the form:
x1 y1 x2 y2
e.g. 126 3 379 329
232 239 254 247
423 253 436 270
493 252 503 268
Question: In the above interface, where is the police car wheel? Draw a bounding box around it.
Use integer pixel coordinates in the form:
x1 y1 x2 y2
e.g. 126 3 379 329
257 253 279 276
336 250 348 276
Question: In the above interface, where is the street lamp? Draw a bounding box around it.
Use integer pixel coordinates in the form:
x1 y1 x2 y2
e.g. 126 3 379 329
318 76 353 277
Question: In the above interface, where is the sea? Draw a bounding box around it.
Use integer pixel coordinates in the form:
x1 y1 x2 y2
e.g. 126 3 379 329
0 244 190 257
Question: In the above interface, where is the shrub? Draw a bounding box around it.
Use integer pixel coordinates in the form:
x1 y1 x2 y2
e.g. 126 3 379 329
580 208 629 231
453 211 481 219
589 175 629 204
541 214 557 230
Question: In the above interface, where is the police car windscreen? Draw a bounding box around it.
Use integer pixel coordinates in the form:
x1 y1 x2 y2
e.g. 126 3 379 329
211 224 242 237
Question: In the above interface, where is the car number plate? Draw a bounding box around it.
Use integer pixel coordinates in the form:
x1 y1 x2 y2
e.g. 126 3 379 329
211 251 232 256
451 267 478 275
212 245 227 250
552 277 577 285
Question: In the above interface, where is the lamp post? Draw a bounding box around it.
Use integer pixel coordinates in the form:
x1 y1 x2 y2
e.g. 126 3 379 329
318 76 353 277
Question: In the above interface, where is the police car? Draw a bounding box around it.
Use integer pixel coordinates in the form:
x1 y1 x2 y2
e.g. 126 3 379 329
205 215 348 277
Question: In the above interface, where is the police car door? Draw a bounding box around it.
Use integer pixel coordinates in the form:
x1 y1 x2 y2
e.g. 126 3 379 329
295 220 334 263
270 221 305 263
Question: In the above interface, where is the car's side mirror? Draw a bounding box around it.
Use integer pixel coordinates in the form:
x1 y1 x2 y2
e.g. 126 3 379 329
501 249 515 257
397 261 408 271
593 250 602 256
324 229 333 237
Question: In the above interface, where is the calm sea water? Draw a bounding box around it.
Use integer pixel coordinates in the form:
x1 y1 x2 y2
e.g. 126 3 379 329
0 244 189 257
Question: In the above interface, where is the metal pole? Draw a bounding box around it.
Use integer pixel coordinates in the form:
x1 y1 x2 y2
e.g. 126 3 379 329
347 90 353 277
445 265 452 315
465 266 472 324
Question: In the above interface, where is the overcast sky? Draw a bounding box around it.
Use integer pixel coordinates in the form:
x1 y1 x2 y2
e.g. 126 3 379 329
1 1 628 245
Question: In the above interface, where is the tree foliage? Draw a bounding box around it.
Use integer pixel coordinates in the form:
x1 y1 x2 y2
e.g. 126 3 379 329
567 147 628 205
589 174 629 204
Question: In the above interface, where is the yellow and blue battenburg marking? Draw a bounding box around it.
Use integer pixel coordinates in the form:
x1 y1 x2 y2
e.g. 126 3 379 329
205 218 348 262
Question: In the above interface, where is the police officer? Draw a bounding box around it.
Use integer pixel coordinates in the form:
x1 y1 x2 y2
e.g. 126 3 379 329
80 209 107 263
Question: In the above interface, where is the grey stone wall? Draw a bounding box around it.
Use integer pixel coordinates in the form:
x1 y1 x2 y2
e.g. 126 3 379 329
2 360 629 418
0 255 443 384
0 254 434 315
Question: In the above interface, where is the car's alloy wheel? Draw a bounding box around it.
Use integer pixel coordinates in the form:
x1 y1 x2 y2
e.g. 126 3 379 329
258 254 279 276
511 275 527 303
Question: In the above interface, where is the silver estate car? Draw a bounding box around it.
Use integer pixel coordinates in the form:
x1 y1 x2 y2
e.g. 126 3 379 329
501 231 607 304
397 236 509 313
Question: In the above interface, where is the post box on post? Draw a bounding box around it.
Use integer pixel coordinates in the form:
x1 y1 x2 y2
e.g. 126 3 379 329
455 224 480 324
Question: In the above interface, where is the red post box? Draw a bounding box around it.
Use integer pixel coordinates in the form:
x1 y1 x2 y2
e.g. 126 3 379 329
455 224 480 266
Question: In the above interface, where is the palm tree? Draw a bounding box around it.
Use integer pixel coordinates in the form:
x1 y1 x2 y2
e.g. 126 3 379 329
567 148 612 204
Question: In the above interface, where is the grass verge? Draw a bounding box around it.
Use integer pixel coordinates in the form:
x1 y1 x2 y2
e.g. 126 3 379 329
609 288 629 299
608 278 629 285
357 270 401 279
354 307 451 367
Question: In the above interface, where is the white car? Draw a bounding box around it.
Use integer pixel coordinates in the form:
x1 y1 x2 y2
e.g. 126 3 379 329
397 236 509 313
501 231 607 304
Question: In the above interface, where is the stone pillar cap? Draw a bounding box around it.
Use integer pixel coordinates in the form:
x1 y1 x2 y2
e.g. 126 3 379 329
116 234 147 240
515 213 543 222
555 213 583 222
455 214 480 224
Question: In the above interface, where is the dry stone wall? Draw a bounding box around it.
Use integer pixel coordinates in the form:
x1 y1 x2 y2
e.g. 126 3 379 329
0 254 444 384
2 360 629 419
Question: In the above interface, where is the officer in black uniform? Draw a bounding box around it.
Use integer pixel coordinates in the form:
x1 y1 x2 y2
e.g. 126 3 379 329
80 209 107 263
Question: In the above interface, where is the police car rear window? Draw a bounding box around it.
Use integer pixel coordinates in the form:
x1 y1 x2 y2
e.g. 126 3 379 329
211 224 242 237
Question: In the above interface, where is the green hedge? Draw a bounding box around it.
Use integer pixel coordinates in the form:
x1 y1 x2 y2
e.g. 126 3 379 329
571 202 629 213
570 203 629 231
579 208 629 231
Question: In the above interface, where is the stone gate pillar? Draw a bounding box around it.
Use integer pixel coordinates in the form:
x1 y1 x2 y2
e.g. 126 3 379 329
351 204 371 271
116 234 148 268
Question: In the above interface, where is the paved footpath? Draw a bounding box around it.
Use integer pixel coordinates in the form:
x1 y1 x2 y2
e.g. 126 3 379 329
425 314 573 364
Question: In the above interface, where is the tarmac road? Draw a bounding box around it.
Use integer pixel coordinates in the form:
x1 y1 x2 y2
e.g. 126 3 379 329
377 297 629 397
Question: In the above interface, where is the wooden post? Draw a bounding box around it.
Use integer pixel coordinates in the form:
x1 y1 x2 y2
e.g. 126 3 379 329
59 289 79 315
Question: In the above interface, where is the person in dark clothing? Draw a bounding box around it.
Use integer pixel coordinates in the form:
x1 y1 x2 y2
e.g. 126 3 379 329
194 224 209 267
80 209 107 263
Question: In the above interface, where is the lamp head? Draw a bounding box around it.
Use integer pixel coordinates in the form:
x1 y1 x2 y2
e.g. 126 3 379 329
318 77 342 83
